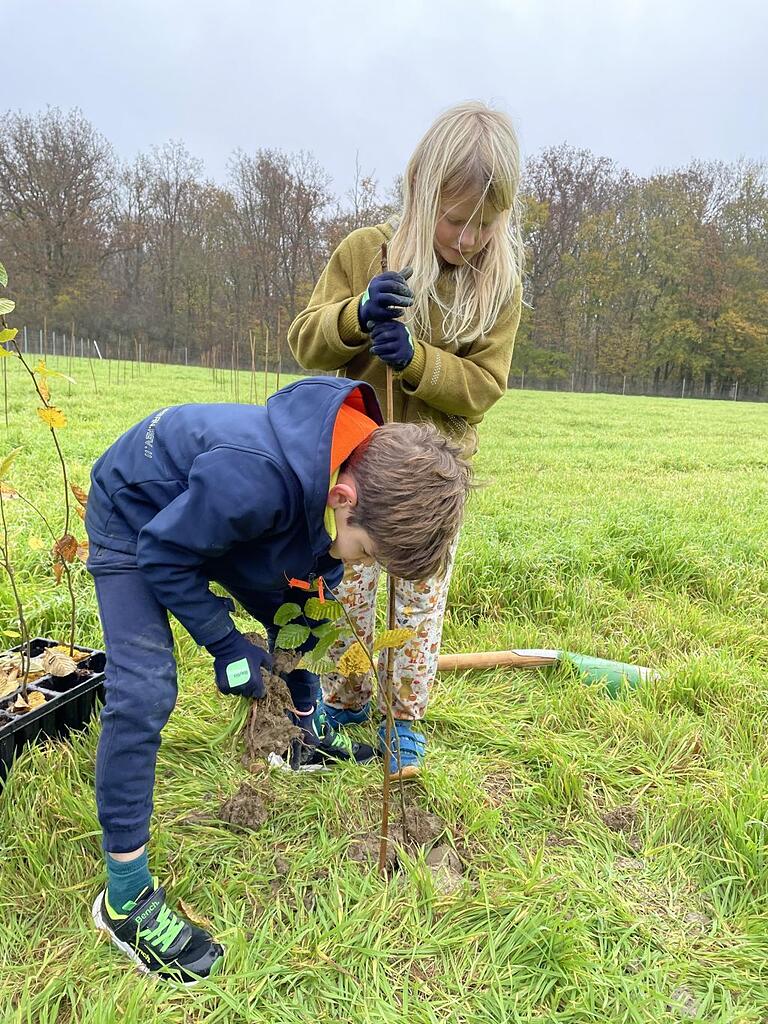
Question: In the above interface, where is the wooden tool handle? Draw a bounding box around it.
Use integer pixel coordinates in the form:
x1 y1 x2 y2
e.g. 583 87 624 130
437 650 559 671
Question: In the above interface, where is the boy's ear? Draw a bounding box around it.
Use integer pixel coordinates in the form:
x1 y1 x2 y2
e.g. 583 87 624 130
327 479 358 509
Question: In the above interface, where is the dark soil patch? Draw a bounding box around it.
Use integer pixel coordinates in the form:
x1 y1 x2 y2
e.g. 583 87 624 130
218 783 274 831
347 804 462 881
601 804 639 835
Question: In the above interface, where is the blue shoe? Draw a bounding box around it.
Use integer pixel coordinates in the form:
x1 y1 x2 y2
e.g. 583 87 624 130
378 720 425 779
318 700 371 729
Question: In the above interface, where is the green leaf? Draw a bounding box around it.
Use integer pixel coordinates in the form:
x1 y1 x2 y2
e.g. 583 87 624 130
274 624 311 650
0 447 22 481
274 602 302 626
0 263 7 288
311 633 336 660
311 620 340 640
304 597 344 621
0 329 16 344
0 298 15 316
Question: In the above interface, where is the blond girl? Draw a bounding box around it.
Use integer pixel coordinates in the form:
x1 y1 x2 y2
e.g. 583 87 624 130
288 101 524 777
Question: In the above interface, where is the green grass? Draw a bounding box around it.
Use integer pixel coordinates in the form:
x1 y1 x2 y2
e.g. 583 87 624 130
1 354 768 1022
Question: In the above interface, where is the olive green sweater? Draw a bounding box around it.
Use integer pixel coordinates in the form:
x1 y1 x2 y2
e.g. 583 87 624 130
288 221 522 456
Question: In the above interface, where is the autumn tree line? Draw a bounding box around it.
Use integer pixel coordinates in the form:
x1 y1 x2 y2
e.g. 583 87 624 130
1 108 766 398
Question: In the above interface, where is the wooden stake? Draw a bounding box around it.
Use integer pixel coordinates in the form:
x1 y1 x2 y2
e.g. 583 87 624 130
378 240 405 875
276 308 282 393
249 328 256 403
263 323 270 404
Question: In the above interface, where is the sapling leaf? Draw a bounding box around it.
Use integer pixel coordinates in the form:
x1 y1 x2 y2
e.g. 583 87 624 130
38 377 50 403
373 628 416 652
275 624 311 650
53 534 78 562
0 328 17 343
75 504 86 521
70 483 88 507
311 620 340 640
28 536 45 551
0 263 7 287
0 447 21 480
304 596 344 621
274 602 301 626
76 541 89 562
35 358 75 384
0 298 15 315
338 642 371 676
37 406 67 429
42 648 77 677
0 346 12 358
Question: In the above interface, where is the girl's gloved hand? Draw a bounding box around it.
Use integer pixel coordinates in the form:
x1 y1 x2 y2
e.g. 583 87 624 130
358 268 414 330
206 629 271 698
370 320 415 371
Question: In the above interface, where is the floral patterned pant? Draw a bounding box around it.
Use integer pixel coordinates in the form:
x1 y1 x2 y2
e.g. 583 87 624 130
322 540 458 721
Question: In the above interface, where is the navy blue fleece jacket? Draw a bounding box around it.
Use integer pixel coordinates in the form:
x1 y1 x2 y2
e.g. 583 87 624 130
85 377 382 647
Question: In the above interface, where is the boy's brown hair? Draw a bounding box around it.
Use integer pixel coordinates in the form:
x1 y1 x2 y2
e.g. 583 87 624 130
343 422 472 580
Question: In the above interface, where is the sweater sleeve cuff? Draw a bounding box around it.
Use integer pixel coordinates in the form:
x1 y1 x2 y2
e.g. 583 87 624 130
401 340 427 387
338 295 367 344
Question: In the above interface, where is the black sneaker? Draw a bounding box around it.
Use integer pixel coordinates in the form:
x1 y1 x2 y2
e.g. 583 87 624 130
287 706 376 772
92 883 224 984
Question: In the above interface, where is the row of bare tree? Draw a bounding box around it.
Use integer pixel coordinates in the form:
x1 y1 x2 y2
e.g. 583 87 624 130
1 108 766 396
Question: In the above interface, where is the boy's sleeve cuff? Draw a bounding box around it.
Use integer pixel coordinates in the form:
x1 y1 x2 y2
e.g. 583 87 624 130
338 295 368 344
401 340 426 386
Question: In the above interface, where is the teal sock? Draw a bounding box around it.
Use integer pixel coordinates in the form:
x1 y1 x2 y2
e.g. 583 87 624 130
105 850 152 915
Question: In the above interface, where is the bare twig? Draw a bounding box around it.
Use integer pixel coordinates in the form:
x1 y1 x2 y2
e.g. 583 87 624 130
0 486 31 696
11 341 77 654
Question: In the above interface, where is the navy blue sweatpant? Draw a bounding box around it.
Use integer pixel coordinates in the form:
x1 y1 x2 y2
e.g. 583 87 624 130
88 544 319 853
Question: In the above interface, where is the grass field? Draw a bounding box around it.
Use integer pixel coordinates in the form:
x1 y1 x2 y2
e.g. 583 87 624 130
1 355 768 1023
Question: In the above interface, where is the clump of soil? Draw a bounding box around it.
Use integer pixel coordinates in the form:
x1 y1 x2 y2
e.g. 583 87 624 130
601 804 639 834
218 783 273 831
241 633 300 764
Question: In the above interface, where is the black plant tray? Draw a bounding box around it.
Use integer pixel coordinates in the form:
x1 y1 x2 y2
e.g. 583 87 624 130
0 637 106 783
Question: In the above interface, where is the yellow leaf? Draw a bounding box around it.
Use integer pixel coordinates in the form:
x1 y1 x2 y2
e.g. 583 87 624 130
373 628 416 652
28 536 45 551
38 377 50 403
35 359 75 384
0 346 12 358
76 540 89 563
0 447 21 480
337 642 372 676
0 483 18 498
37 406 67 429
0 328 17 344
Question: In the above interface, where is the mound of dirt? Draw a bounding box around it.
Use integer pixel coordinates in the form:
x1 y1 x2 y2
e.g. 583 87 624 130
240 633 301 764
218 783 273 830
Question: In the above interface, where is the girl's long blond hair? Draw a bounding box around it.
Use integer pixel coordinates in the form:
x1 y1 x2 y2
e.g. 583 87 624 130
388 101 524 347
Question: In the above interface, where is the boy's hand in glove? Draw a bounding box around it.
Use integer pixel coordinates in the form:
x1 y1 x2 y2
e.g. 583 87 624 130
358 268 414 329
206 630 270 698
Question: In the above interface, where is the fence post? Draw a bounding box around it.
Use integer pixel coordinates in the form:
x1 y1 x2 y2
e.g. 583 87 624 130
681 378 686 399
23 325 27 353
521 371 525 390
734 380 739 401
622 375 626 396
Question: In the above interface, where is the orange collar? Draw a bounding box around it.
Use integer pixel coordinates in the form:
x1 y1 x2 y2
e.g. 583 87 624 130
330 390 378 473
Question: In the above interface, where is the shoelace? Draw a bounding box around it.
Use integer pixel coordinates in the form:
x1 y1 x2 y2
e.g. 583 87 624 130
139 903 186 954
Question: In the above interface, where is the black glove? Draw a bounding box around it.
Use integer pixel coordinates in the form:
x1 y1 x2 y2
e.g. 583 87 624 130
358 268 414 329
205 629 271 698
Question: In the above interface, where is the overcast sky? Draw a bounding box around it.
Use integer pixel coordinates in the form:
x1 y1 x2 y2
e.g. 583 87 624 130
5 0 767 195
